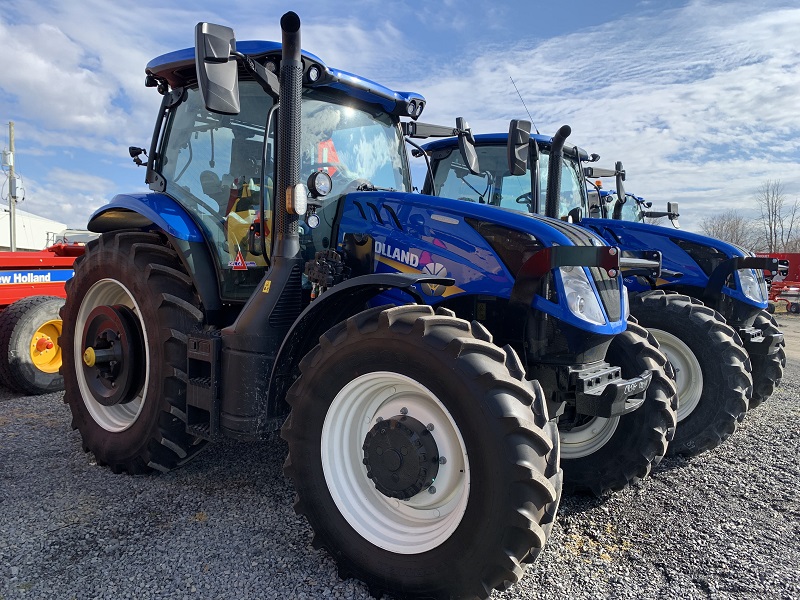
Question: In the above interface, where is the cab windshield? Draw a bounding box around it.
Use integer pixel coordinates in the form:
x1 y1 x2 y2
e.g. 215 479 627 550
159 81 409 299
614 193 644 222
431 144 585 219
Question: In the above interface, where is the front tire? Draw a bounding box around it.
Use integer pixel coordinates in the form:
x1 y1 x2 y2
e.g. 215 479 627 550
61 232 206 474
558 321 677 496
748 310 785 409
282 305 560 599
631 291 751 457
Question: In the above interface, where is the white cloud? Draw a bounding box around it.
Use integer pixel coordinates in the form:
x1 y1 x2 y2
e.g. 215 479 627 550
14 167 119 228
1 0 799 235
404 1 800 230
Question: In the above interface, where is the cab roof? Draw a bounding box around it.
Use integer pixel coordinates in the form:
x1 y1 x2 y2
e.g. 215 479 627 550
145 40 425 118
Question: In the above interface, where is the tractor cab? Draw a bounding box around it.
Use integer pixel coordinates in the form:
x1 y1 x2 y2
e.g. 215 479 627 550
92 39 421 307
155 80 410 300
423 132 585 219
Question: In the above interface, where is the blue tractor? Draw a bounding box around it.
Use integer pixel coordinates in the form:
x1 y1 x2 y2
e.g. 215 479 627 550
581 158 785 414
585 185 679 227
419 121 784 460
61 14 671 598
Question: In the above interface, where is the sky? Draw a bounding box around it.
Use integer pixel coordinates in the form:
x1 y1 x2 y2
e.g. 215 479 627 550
0 0 798 233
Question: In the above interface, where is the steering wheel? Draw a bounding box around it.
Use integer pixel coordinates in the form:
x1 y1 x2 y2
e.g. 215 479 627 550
515 192 533 204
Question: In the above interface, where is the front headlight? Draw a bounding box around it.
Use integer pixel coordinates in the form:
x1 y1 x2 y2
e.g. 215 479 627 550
559 266 606 325
737 268 767 302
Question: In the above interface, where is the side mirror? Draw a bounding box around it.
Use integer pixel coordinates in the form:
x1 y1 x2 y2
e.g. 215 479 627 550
667 201 680 228
507 119 531 176
456 117 480 175
195 22 240 115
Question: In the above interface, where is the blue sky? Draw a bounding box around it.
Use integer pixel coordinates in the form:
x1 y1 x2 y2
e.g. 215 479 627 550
1 0 798 231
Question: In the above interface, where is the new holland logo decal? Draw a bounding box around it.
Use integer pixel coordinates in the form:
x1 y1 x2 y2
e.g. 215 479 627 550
374 241 420 267
374 241 463 298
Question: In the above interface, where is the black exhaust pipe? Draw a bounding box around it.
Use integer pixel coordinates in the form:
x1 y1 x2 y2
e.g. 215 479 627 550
219 12 306 439
612 161 626 220
545 125 571 219
274 11 302 259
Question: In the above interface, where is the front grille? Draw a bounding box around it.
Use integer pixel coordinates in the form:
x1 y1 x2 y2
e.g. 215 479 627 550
590 267 621 322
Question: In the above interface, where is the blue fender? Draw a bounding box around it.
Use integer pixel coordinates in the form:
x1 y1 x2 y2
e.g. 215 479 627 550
88 193 205 242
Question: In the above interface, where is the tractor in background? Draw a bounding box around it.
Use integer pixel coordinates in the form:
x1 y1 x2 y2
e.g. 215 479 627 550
419 121 782 461
580 155 785 412
404 128 678 497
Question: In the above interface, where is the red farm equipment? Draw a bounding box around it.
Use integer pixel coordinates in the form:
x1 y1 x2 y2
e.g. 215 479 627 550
0 243 84 394
758 252 800 313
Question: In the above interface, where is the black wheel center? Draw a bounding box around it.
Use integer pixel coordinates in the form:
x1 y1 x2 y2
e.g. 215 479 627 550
362 415 440 500
81 304 145 407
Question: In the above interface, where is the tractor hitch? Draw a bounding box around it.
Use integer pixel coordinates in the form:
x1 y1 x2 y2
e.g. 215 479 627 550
740 326 784 356
569 362 651 418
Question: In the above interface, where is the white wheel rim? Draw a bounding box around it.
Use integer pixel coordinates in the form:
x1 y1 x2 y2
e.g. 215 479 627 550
649 328 702 422
559 415 620 459
321 372 470 554
74 279 149 432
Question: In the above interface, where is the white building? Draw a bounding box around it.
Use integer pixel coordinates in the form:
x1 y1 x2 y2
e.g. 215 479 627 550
0 208 67 251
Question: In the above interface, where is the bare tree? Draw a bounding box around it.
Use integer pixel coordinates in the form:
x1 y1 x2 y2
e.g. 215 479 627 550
755 180 799 252
699 209 758 249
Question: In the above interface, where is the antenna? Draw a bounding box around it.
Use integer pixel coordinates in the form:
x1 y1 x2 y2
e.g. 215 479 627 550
510 77 539 134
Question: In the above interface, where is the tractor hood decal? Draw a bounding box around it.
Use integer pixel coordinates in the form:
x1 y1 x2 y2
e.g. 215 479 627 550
374 241 420 267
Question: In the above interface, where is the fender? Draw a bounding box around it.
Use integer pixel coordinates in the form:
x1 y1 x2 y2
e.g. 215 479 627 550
265 272 454 419
88 193 205 242
87 193 224 319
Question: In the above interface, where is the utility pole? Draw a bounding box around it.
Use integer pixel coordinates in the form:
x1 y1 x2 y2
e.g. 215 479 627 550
7 121 16 251
4 121 17 252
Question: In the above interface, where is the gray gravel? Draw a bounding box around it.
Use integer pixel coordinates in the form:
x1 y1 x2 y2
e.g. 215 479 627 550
2 327 799 599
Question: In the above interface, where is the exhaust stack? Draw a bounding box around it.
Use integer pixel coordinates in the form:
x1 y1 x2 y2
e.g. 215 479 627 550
545 125 571 219
274 11 303 259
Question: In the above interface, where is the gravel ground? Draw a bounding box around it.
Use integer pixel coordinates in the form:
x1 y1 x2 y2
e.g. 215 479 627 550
1 315 799 600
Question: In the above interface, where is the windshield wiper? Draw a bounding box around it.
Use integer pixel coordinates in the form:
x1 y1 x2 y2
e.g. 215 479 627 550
356 183 396 192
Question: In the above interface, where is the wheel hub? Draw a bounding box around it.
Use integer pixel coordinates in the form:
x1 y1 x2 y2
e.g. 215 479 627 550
362 415 440 500
80 305 144 407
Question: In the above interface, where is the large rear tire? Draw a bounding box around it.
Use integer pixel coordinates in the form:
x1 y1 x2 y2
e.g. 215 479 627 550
748 310 785 409
282 305 560 599
558 320 677 496
0 296 65 395
631 291 751 457
61 232 206 474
